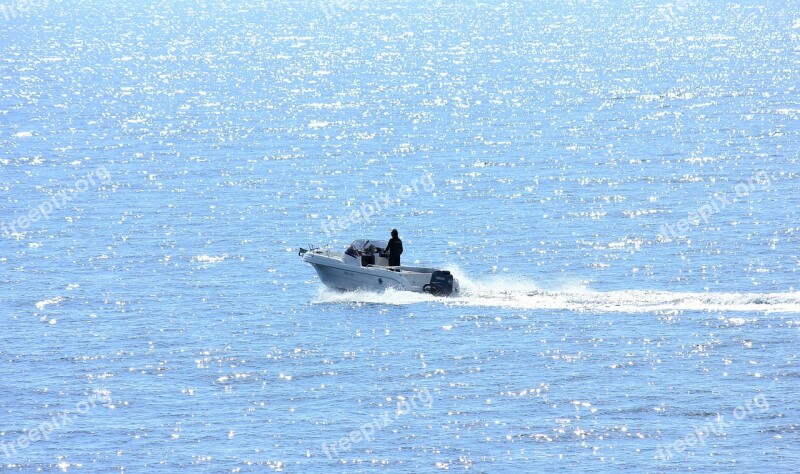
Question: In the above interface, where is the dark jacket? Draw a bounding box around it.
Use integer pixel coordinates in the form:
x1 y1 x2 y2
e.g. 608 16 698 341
386 237 403 266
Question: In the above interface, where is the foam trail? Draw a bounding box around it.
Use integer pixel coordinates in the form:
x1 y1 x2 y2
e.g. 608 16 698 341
313 287 438 306
314 268 800 313
448 268 800 313
455 287 800 313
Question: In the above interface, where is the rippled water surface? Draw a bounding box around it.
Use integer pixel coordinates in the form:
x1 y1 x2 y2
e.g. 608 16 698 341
1 1 799 472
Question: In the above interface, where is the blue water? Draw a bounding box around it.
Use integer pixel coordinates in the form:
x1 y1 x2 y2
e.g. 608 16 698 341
2 0 799 472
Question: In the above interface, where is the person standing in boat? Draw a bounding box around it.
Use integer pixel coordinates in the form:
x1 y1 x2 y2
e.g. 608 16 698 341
385 229 403 266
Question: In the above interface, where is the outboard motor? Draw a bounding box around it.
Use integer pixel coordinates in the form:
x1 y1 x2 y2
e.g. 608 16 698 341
423 270 455 296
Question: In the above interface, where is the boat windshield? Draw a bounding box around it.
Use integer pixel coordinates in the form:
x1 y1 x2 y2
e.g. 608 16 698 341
346 239 388 256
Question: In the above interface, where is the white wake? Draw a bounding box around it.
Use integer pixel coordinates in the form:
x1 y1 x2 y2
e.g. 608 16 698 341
313 269 800 314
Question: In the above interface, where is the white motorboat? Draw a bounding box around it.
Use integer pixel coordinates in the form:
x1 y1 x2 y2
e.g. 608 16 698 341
299 239 459 296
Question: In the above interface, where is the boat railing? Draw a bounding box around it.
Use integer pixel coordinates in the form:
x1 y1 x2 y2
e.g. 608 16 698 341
393 266 440 274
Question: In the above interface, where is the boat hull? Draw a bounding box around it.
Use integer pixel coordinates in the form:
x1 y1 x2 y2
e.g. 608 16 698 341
302 250 458 295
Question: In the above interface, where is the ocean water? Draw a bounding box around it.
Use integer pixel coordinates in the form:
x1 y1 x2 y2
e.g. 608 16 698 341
1 0 799 472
